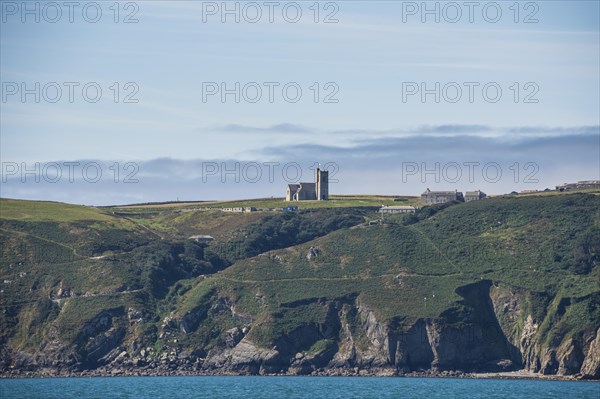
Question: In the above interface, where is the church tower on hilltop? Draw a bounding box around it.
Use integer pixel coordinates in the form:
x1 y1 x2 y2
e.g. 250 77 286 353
316 168 329 200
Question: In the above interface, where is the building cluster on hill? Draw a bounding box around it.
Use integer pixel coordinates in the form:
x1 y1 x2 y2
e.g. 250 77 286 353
222 207 256 213
556 180 600 191
378 189 486 214
421 188 486 204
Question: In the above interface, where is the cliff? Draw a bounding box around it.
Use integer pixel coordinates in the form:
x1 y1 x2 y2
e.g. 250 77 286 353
1 194 599 378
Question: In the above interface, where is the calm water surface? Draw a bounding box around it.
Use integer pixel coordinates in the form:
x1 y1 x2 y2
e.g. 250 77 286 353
0 376 598 399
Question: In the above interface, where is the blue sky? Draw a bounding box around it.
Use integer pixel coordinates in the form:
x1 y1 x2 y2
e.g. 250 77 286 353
1 1 599 205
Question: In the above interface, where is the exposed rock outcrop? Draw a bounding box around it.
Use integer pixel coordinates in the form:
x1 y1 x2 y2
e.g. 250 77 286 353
489 283 600 378
580 328 600 379
203 338 280 374
2 282 598 379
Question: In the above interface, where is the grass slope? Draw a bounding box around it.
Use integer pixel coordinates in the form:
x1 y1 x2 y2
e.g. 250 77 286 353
177 193 600 347
1 192 598 366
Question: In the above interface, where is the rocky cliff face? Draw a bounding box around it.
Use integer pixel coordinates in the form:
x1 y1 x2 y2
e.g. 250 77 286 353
157 281 524 376
2 280 598 378
489 283 600 379
3 195 599 378
580 328 600 379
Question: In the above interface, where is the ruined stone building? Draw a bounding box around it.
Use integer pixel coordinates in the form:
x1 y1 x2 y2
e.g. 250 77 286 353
286 168 329 201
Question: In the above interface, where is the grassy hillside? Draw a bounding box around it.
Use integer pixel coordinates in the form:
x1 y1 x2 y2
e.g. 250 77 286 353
1 192 599 376
0 198 368 352
0 199 114 222
174 194 599 347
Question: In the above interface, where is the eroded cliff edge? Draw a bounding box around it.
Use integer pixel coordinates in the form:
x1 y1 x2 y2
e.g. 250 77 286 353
3 281 597 379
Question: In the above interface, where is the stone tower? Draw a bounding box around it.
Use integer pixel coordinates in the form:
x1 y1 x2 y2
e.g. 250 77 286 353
316 168 329 200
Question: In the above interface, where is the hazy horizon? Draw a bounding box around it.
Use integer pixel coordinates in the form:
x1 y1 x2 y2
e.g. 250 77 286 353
1 1 599 204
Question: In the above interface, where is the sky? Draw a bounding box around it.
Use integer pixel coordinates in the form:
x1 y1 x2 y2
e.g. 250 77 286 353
1 0 599 205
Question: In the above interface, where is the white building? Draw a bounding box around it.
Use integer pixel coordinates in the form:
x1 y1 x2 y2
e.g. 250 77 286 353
379 205 416 214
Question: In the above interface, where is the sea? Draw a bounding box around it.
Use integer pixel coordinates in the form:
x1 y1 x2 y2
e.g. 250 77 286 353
0 376 598 398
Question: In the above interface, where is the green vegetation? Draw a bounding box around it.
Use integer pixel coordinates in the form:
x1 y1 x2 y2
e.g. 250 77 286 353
1 192 599 372
176 192 599 348
0 198 114 222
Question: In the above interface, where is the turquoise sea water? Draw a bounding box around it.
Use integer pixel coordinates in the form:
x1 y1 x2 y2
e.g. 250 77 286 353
0 376 598 399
